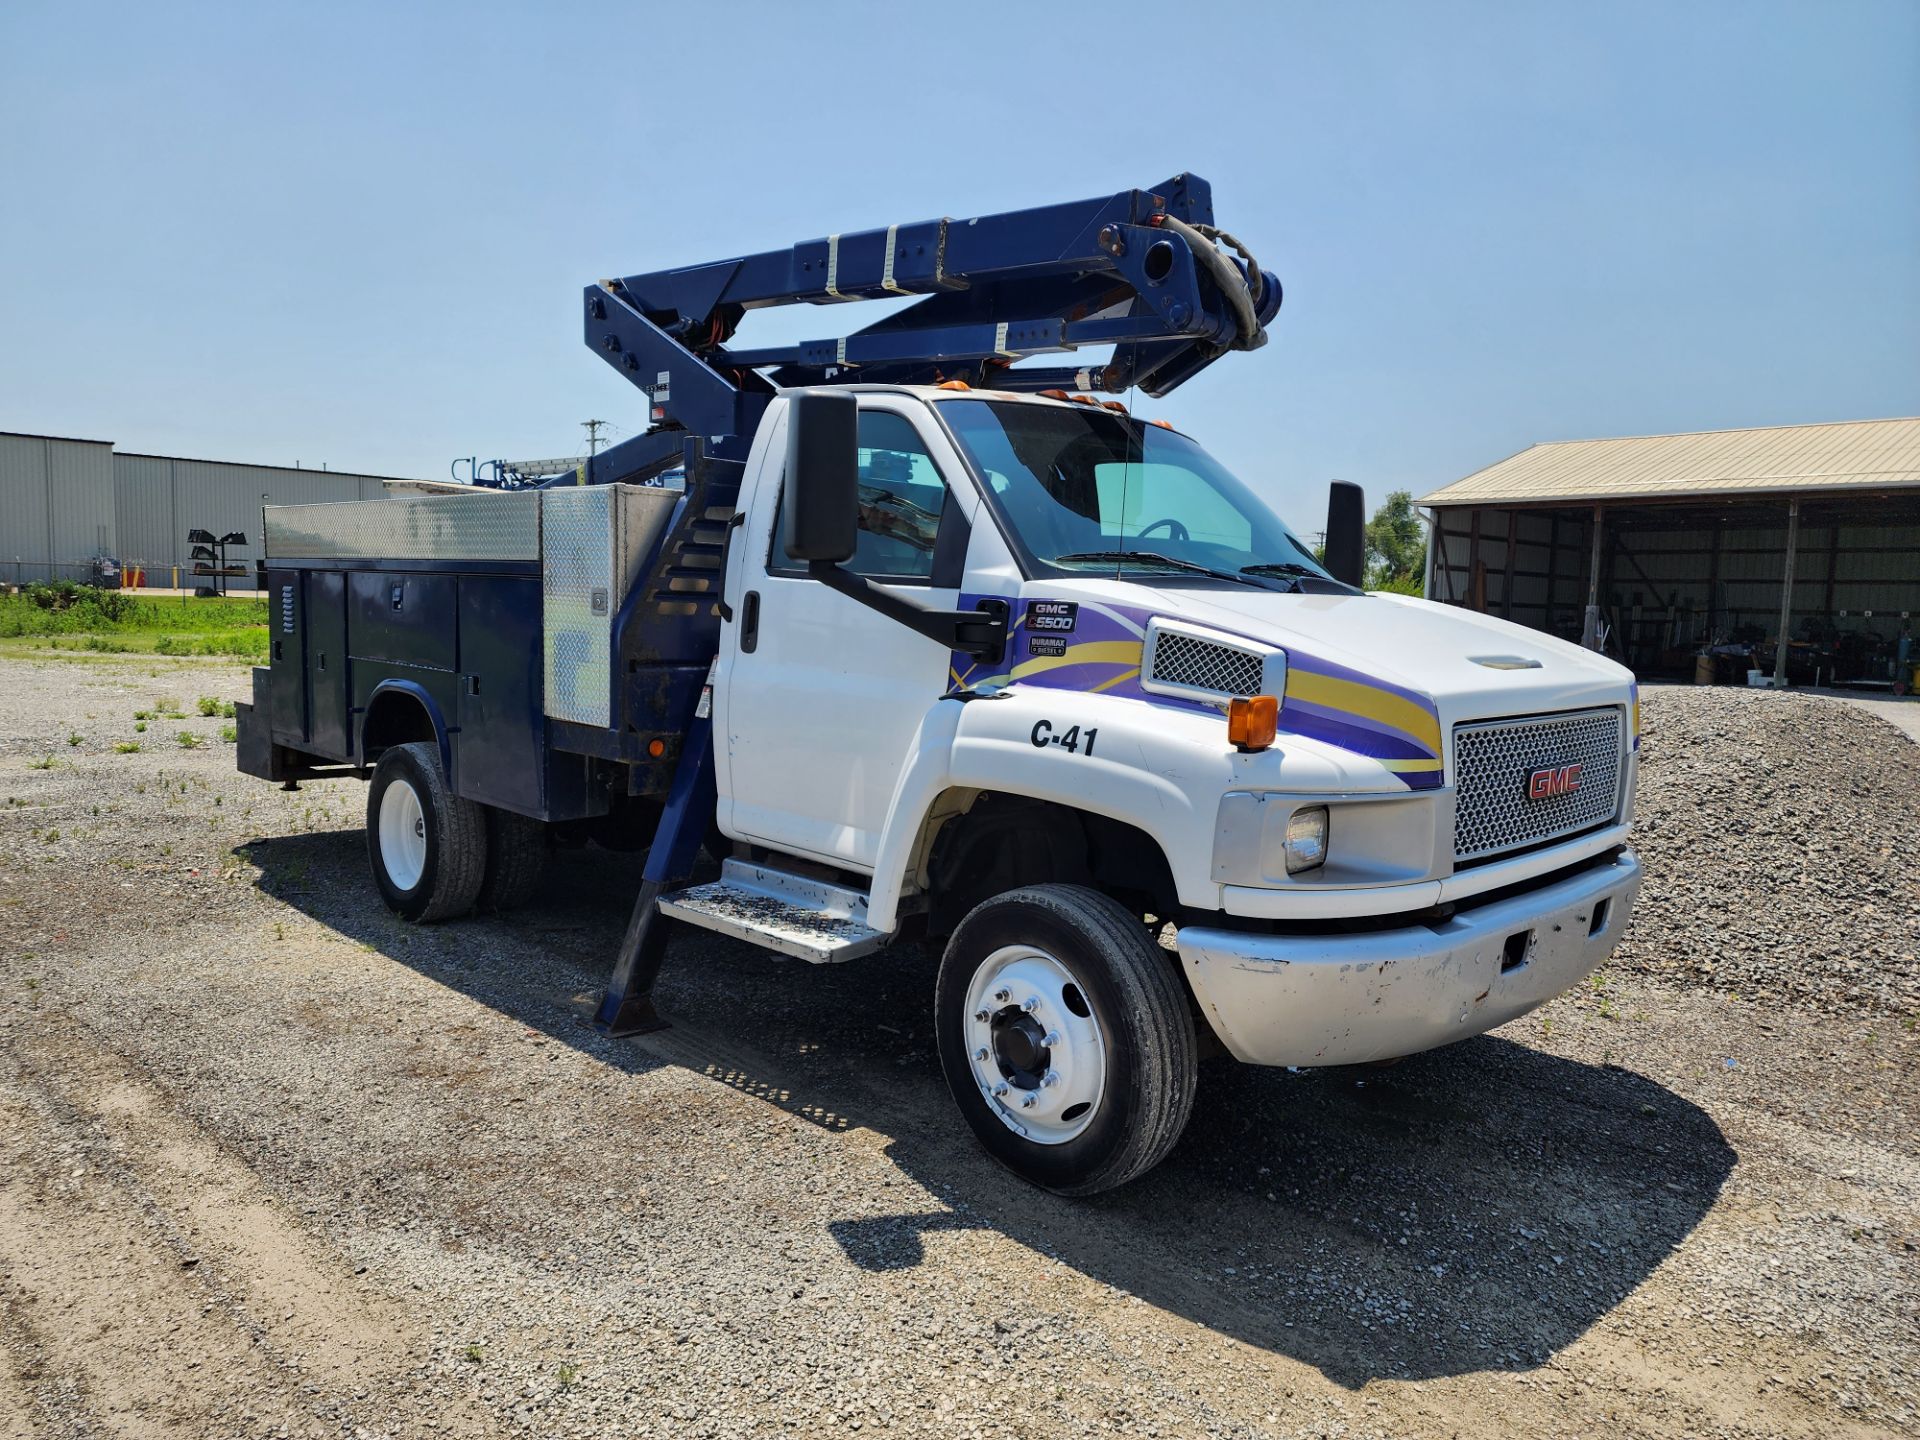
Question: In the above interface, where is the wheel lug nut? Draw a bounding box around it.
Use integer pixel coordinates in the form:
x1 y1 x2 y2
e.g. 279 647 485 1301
974 1047 989 1062
993 988 1011 1003
973 1009 990 1022
992 1082 1010 1098
1021 1093 1038 1108
1022 996 1040 1013
1042 1069 1060 1088
1042 1030 1061 1047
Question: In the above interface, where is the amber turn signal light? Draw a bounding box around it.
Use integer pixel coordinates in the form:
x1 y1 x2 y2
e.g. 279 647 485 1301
1226 695 1279 753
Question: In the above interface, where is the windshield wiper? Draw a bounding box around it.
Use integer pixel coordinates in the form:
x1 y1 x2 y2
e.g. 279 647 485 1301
1052 550 1268 587
1239 562 1319 578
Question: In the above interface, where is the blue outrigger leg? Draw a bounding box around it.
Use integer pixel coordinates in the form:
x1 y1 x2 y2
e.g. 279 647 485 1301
596 706 719 1035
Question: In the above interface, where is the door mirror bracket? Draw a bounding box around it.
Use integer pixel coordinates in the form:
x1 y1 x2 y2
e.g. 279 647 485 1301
807 562 1007 661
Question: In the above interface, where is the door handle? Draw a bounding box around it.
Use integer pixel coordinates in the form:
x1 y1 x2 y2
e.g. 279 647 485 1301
741 590 761 653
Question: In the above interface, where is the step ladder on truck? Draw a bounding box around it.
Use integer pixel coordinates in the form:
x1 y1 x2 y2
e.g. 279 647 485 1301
235 174 1644 1194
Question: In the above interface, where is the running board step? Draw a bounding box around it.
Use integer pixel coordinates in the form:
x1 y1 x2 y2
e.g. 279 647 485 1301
658 859 889 963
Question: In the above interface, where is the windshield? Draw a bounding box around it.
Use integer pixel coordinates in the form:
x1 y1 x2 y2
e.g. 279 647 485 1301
938 399 1339 587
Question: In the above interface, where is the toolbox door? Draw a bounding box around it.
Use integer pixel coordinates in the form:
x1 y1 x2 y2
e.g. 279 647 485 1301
455 575 544 814
267 569 307 744
307 571 349 758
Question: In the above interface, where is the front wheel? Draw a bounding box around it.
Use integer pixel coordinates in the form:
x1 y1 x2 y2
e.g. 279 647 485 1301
935 885 1197 1195
366 741 485 922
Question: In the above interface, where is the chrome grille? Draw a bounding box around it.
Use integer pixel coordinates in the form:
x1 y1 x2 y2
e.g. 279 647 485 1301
1148 630 1264 697
1453 708 1624 862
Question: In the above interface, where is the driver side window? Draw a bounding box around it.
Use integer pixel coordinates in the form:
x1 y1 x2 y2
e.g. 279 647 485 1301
771 410 950 581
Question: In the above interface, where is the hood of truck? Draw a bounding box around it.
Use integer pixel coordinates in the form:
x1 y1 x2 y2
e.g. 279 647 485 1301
962 579 1637 791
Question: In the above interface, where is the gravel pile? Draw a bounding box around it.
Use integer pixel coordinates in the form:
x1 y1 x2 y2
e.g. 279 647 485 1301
1611 687 1920 1016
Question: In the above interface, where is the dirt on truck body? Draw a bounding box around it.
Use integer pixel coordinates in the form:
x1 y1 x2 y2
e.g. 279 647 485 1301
1 653 1916 1440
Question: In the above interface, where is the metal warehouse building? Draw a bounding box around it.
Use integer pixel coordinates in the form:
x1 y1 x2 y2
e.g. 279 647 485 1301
1421 417 1920 688
1 431 423 587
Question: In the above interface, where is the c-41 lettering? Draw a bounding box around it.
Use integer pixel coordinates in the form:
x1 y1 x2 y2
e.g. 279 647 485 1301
1029 719 1098 756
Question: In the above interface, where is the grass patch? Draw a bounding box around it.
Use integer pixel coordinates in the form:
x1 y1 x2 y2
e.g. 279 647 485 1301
219 723 237 743
0 584 266 659
26 755 56 770
114 741 141 754
176 731 204 749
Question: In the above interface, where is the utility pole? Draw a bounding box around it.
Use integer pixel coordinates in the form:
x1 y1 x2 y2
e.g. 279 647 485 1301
582 419 608 459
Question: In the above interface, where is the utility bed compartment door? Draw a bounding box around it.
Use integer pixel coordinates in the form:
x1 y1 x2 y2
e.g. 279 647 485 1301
267 569 306 743
455 576 544 815
349 572 456 671
307 571 349 758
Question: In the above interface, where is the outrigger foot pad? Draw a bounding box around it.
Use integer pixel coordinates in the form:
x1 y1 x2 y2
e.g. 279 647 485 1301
597 993 670 1038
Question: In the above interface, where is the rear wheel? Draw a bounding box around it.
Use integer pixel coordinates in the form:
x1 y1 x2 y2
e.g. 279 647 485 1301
479 806 548 912
366 741 485 922
935 885 1197 1195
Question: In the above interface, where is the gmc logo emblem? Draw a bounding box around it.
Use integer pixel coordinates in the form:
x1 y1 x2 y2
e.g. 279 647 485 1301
1526 763 1583 800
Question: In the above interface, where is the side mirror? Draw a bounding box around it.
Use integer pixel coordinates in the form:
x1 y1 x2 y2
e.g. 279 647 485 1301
1323 479 1365 588
782 390 859 563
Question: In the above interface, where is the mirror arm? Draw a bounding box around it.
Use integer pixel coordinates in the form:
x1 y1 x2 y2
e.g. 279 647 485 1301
807 561 1008 661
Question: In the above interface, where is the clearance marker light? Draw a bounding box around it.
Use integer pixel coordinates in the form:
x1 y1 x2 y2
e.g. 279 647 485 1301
1226 695 1279 753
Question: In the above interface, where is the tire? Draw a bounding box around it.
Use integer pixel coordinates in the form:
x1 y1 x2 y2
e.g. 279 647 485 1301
365 741 485 923
935 884 1197 1195
479 806 547 912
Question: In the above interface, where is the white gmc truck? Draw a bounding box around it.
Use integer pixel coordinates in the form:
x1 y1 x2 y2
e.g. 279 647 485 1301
238 179 1642 1194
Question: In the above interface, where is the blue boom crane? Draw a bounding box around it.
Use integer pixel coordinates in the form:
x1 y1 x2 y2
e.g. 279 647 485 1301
574 172 1280 486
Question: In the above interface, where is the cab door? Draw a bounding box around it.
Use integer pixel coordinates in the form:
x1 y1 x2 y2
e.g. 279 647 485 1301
716 397 978 870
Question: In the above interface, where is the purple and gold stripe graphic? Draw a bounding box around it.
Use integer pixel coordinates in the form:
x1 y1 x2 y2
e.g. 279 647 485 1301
950 596 1446 791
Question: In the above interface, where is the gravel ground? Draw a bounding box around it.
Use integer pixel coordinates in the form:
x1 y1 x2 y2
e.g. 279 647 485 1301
1 653 1916 1440
1612 686 1920 1016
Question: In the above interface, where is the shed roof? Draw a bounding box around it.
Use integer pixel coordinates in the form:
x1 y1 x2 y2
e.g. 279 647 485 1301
1420 417 1920 508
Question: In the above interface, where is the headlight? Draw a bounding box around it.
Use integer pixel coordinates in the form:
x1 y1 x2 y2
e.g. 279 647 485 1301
1284 806 1328 873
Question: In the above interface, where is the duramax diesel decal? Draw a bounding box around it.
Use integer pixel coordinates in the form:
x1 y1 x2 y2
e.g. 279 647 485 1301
949 596 1444 791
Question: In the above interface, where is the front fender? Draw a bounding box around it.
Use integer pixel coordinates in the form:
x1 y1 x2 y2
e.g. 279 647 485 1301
867 688 1228 931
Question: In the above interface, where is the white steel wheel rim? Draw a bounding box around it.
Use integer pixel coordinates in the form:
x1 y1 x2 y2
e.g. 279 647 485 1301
963 944 1106 1145
378 778 428 892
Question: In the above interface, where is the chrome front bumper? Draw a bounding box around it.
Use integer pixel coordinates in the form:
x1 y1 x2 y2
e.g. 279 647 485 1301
1177 849 1642 1067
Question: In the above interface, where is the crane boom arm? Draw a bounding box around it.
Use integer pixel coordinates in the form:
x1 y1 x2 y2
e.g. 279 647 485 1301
579 172 1280 484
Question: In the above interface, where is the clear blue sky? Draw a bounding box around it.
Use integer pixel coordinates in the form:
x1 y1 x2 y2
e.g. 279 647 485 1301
3 1 1916 528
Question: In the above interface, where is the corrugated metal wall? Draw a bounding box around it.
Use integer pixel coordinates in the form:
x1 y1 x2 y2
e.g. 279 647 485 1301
1430 497 1920 676
0 432 116 583
1 433 411 587
111 454 387 579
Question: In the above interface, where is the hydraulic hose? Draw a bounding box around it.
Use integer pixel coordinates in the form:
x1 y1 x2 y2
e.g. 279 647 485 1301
1155 214 1264 351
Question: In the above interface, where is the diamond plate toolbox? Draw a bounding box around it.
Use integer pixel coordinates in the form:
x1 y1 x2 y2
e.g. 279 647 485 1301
264 493 541 561
541 485 680 727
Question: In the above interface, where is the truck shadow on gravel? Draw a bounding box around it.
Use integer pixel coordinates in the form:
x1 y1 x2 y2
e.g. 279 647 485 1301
246 832 1736 1390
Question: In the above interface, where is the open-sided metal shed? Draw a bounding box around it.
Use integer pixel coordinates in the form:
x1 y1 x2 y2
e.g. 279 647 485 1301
1420 418 1920 688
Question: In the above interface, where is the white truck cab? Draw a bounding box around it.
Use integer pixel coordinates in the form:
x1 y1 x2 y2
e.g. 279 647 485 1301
698 383 1641 1190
